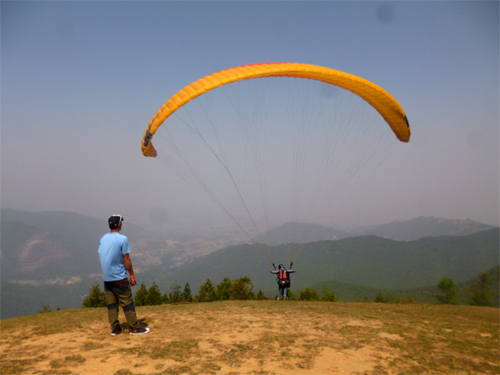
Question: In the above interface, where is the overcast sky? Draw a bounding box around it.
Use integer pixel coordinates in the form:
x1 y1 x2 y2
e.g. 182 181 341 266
2 1 499 231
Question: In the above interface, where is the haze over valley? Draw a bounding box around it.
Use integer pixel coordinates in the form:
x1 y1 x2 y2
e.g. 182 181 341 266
1 209 498 318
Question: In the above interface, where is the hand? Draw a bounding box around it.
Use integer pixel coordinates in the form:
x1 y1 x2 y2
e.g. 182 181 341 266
130 275 136 286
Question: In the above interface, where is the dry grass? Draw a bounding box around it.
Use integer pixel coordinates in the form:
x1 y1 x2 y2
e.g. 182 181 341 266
1 301 498 374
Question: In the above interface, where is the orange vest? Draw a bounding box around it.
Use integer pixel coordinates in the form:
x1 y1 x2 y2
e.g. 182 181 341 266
279 269 287 280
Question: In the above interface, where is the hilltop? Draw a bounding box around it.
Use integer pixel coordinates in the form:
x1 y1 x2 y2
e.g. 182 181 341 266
1 301 498 375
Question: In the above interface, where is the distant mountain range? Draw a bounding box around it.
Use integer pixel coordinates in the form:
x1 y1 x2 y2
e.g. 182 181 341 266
155 228 499 293
1 209 498 319
356 216 496 241
0 209 152 279
1 209 497 282
264 216 495 244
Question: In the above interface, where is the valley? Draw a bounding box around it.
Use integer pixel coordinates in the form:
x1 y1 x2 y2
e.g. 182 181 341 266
1 209 498 319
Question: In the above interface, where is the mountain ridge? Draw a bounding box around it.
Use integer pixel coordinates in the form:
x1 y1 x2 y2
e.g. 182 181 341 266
1 209 498 289
261 221 350 245
356 216 495 241
155 228 499 294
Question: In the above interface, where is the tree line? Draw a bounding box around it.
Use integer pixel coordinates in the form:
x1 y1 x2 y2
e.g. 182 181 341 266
367 270 497 306
80 270 497 309
434 271 496 306
81 276 338 308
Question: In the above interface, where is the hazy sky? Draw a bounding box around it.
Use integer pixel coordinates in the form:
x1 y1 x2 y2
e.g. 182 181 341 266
2 1 499 230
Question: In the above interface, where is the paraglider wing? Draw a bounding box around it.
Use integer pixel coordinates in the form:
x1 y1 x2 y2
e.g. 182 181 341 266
141 62 410 157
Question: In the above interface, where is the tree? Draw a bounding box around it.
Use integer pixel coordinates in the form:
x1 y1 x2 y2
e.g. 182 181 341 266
82 283 107 308
321 286 338 302
435 277 458 305
134 283 148 307
169 280 183 303
182 282 193 302
256 290 266 300
469 272 493 307
197 279 216 302
145 282 163 305
299 288 320 301
40 305 52 314
230 277 255 300
216 277 232 301
374 292 387 303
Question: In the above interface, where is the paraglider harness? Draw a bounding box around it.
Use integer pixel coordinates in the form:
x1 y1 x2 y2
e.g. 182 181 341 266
274 263 292 288
278 269 290 288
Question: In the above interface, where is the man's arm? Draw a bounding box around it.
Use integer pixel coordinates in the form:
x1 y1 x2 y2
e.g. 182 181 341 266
123 253 136 285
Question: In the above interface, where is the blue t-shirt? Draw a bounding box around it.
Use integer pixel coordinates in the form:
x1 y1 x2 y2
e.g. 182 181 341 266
98 232 131 281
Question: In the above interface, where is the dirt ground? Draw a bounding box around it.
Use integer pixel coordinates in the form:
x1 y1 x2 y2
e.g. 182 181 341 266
1 301 499 375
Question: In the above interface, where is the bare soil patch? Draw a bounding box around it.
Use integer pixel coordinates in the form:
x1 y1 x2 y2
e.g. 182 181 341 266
1 301 498 374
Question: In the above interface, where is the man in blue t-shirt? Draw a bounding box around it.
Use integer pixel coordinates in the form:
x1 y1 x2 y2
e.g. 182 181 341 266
98 215 150 335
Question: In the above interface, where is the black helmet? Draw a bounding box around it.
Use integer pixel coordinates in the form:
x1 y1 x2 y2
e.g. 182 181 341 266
108 214 124 229
278 264 284 269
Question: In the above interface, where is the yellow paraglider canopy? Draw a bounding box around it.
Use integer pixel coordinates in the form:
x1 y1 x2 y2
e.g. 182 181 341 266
142 62 410 157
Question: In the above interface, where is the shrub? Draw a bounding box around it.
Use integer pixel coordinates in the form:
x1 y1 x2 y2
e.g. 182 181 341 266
298 288 320 301
230 277 255 300
82 283 107 308
374 292 386 303
40 305 52 313
256 290 266 300
469 272 493 307
321 286 337 302
401 296 416 304
374 292 396 303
